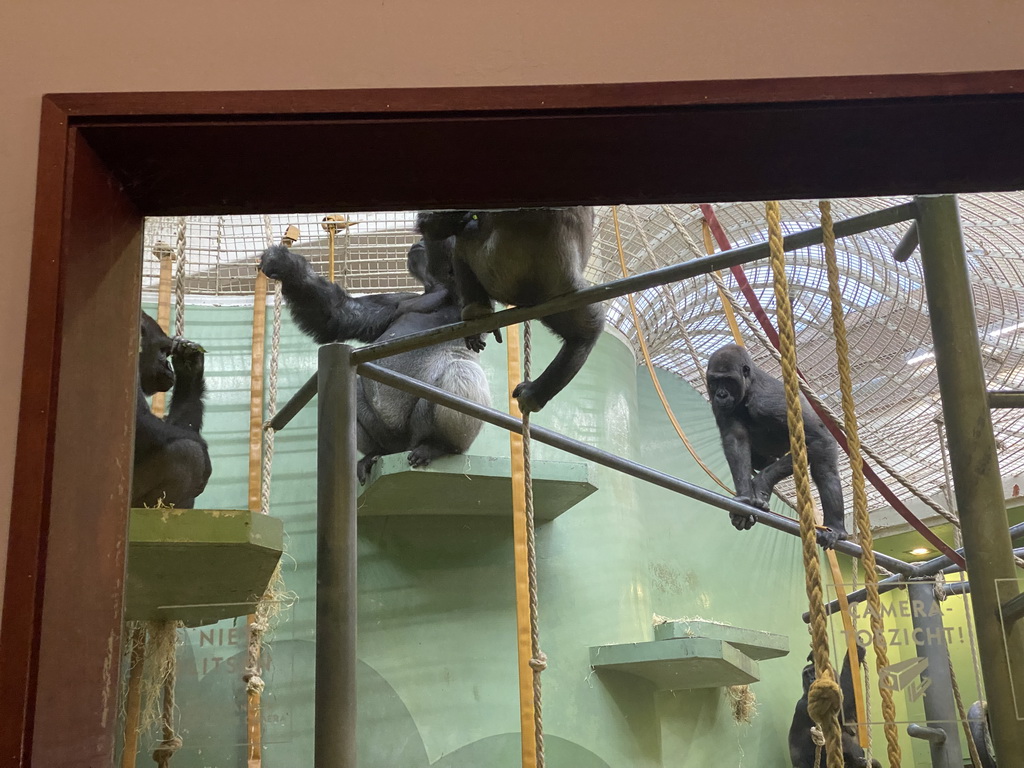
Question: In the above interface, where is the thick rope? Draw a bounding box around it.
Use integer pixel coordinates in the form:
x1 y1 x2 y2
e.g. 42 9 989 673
243 216 286 768
150 623 182 768
810 725 825 767
507 326 537 767
120 624 148 768
949 628 984 767
261 279 282 516
521 320 546 766
766 201 844 768
173 219 187 337
819 200 902 768
861 654 874 768
152 671 182 768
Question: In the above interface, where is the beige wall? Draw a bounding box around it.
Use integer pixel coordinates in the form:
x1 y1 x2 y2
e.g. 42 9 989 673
2 0 1024 615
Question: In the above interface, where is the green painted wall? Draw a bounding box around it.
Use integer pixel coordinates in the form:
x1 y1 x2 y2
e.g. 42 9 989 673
128 302 981 768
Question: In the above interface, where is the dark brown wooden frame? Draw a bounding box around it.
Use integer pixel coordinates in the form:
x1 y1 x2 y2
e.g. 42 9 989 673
4 72 1024 767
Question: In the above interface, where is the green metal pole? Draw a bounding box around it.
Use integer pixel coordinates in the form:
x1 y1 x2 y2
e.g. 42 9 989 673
916 194 1024 762
316 343 358 768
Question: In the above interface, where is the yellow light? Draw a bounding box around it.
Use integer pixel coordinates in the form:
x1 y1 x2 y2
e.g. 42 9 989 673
909 547 931 556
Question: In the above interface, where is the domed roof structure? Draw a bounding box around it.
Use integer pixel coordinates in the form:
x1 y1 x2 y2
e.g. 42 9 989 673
144 193 1024 520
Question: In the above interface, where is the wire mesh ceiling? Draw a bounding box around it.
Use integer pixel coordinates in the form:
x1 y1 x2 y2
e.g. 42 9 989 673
143 193 1024 517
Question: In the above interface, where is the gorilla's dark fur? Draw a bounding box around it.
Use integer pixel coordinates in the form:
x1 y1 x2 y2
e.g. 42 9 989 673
259 240 490 483
132 312 211 508
417 207 603 413
707 343 848 549
789 645 881 767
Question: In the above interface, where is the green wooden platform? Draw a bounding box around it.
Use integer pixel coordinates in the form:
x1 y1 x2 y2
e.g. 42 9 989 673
125 508 284 625
590 621 789 690
357 453 597 520
653 619 789 660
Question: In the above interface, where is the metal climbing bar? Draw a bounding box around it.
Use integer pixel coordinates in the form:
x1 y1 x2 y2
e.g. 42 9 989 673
809 531 1024 623
357 361 916 576
268 374 318 431
988 390 1024 408
351 202 918 365
270 202 918 428
916 193 1024 763
914 521 1024 577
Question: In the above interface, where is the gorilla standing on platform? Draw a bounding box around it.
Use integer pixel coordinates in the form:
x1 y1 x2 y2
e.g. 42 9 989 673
706 343 848 549
417 207 603 414
259 238 490 484
132 312 212 508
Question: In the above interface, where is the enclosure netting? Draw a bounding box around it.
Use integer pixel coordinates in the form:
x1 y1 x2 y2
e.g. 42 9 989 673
142 195 1024 517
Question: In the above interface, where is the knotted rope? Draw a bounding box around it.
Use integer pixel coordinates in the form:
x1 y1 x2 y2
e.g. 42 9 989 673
521 320 547 765
766 200 844 768
820 200 902 767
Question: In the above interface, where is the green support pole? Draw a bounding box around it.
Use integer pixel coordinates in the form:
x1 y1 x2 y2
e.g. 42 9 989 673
316 343 358 768
916 194 1024 762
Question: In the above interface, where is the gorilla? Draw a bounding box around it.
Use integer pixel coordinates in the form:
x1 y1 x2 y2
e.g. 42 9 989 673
789 646 881 768
132 312 212 508
706 343 848 549
416 207 603 414
259 238 490 484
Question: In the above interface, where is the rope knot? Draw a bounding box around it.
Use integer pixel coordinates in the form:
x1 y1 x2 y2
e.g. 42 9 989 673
809 725 826 747
152 736 183 767
529 652 547 672
807 676 843 725
244 671 266 694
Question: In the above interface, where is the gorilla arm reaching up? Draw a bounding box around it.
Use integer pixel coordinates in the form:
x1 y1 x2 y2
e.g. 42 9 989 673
259 240 490 483
707 343 848 549
259 244 422 344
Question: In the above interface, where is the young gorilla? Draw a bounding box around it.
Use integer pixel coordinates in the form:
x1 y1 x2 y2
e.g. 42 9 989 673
132 312 212 508
259 239 490 484
789 647 881 768
416 207 604 414
706 343 848 549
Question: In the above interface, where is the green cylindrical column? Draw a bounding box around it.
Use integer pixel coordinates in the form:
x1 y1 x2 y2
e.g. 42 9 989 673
317 342 358 768
916 194 1024 762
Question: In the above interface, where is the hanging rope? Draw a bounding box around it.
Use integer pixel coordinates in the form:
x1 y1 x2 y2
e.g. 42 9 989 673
948 625 984 767
173 219 187 338
152 661 183 768
507 320 546 768
819 200 902 767
522 321 546 765
861 652 874 768
766 200 845 768
261 279 283 516
119 625 148 768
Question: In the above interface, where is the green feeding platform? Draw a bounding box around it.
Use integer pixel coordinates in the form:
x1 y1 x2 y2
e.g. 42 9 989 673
357 453 597 520
125 508 285 626
590 620 789 690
